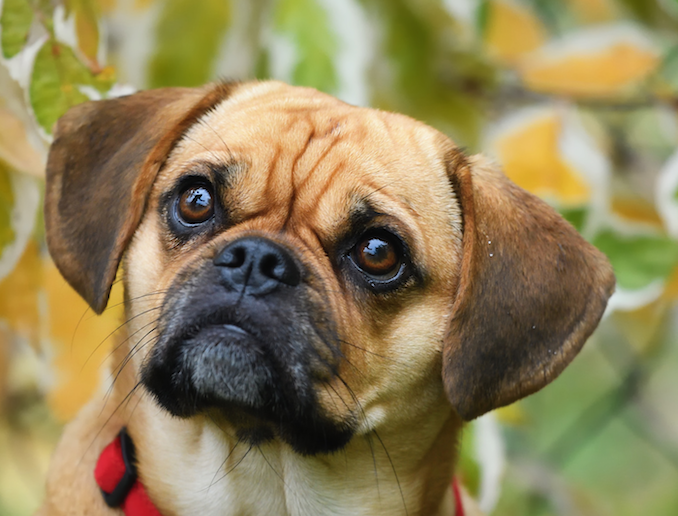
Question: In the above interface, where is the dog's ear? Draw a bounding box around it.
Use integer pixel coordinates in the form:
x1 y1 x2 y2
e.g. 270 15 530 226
45 84 237 314
442 152 615 420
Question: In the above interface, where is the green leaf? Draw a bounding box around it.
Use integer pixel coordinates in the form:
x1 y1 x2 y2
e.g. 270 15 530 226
457 424 480 495
149 0 231 88
593 230 678 290
29 42 91 133
273 0 338 93
0 0 34 59
365 0 490 146
0 164 15 253
559 206 587 233
477 0 490 35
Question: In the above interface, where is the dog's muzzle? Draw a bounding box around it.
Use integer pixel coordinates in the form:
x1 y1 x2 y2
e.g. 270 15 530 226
141 235 354 454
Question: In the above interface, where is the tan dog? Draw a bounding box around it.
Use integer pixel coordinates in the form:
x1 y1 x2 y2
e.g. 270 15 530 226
39 81 614 516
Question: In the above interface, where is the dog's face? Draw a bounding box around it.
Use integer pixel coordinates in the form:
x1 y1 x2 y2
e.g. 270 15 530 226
44 82 615 456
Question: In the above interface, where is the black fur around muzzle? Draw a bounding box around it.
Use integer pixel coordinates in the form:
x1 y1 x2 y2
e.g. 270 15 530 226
141 236 355 455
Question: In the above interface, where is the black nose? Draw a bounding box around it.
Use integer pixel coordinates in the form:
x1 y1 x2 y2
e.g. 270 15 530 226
214 236 301 295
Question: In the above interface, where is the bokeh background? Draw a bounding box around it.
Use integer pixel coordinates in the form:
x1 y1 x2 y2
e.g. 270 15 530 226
1 0 678 514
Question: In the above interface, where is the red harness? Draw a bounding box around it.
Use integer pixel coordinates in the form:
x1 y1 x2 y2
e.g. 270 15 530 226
95 429 465 516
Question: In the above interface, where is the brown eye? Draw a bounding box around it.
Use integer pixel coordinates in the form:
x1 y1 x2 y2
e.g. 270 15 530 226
353 234 401 279
177 184 214 224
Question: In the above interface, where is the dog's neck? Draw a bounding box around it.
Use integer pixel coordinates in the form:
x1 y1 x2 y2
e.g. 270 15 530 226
125 397 460 516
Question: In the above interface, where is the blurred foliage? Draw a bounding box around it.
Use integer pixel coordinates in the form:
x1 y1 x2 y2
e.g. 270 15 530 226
1 0 678 514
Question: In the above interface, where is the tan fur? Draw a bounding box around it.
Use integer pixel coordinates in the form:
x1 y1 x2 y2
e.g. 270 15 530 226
40 81 614 516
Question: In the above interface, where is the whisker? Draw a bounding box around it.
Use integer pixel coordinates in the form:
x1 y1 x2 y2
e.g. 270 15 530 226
181 132 228 164
211 445 253 486
100 327 158 410
206 436 244 492
82 381 143 466
373 430 408 515
96 317 161 371
84 290 169 321
200 119 235 160
79 306 162 373
207 412 237 440
257 446 287 487
333 374 381 499
338 339 405 365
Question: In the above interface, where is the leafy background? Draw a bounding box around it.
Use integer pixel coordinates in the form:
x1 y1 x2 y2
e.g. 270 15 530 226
1 0 678 514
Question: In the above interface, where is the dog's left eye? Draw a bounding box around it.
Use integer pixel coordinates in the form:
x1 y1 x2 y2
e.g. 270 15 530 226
176 183 214 225
351 232 403 280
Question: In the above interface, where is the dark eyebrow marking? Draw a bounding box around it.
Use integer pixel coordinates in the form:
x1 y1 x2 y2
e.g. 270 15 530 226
158 160 245 208
327 197 385 255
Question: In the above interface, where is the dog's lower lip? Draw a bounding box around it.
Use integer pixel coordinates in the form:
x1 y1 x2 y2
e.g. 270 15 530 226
221 323 249 337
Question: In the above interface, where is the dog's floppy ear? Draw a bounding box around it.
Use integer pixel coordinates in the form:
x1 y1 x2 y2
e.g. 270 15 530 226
443 152 615 420
45 83 237 314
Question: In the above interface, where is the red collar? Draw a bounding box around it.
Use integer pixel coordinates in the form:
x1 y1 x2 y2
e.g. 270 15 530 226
94 428 162 516
95 428 465 516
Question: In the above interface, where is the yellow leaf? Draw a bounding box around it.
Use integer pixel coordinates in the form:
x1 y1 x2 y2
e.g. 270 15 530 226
520 26 660 97
0 330 7 408
74 1 100 65
612 298 668 355
490 111 591 205
0 107 45 178
611 195 663 229
495 402 527 426
566 0 616 24
43 260 125 421
134 0 155 11
0 240 42 348
484 0 546 64
97 0 118 13
662 266 678 301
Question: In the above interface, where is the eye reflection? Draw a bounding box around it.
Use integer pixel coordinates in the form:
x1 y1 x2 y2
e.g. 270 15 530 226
352 233 401 279
177 184 214 225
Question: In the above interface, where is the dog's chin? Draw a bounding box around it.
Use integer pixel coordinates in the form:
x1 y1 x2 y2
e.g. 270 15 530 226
141 322 355 455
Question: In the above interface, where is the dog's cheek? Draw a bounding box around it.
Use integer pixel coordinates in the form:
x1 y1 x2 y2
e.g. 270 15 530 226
343 300 451 431
123 215 169 361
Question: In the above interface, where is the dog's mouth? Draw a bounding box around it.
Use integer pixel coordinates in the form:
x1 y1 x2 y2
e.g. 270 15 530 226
140 262 355 455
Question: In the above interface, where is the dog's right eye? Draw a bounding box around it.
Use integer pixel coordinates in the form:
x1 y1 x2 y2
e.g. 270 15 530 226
176 183 215 225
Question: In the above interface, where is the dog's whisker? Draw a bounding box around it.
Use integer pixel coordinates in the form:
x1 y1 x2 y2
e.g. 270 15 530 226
101 327 158 410
338 338 405 365
79 306 163 373
211 444 254 486
181 132 230 164
365 433 381 500
97 317 161 371
332 373 381 497
108 325 158 382
256 445 287 488
200 118 235 160
205 436 244 492
85 290 169 320
207 412 236 440
373 429 409 516
333 345 368 380
325 382 351 413
81 380 143 466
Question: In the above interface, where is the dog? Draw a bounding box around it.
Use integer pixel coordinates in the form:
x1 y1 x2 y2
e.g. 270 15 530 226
38 81 614 516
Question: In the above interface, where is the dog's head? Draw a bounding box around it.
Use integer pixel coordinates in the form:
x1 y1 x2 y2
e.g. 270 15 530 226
45 81 614 455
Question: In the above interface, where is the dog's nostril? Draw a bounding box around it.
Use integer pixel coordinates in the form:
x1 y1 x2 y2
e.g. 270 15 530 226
260 253 280 278
215 246 246 268
259 252 301 286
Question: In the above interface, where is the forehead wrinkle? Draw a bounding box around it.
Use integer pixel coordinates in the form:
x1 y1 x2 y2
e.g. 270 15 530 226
281 115 347 228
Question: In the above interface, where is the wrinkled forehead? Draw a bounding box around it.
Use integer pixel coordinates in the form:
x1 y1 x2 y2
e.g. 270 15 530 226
157 82 460 237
